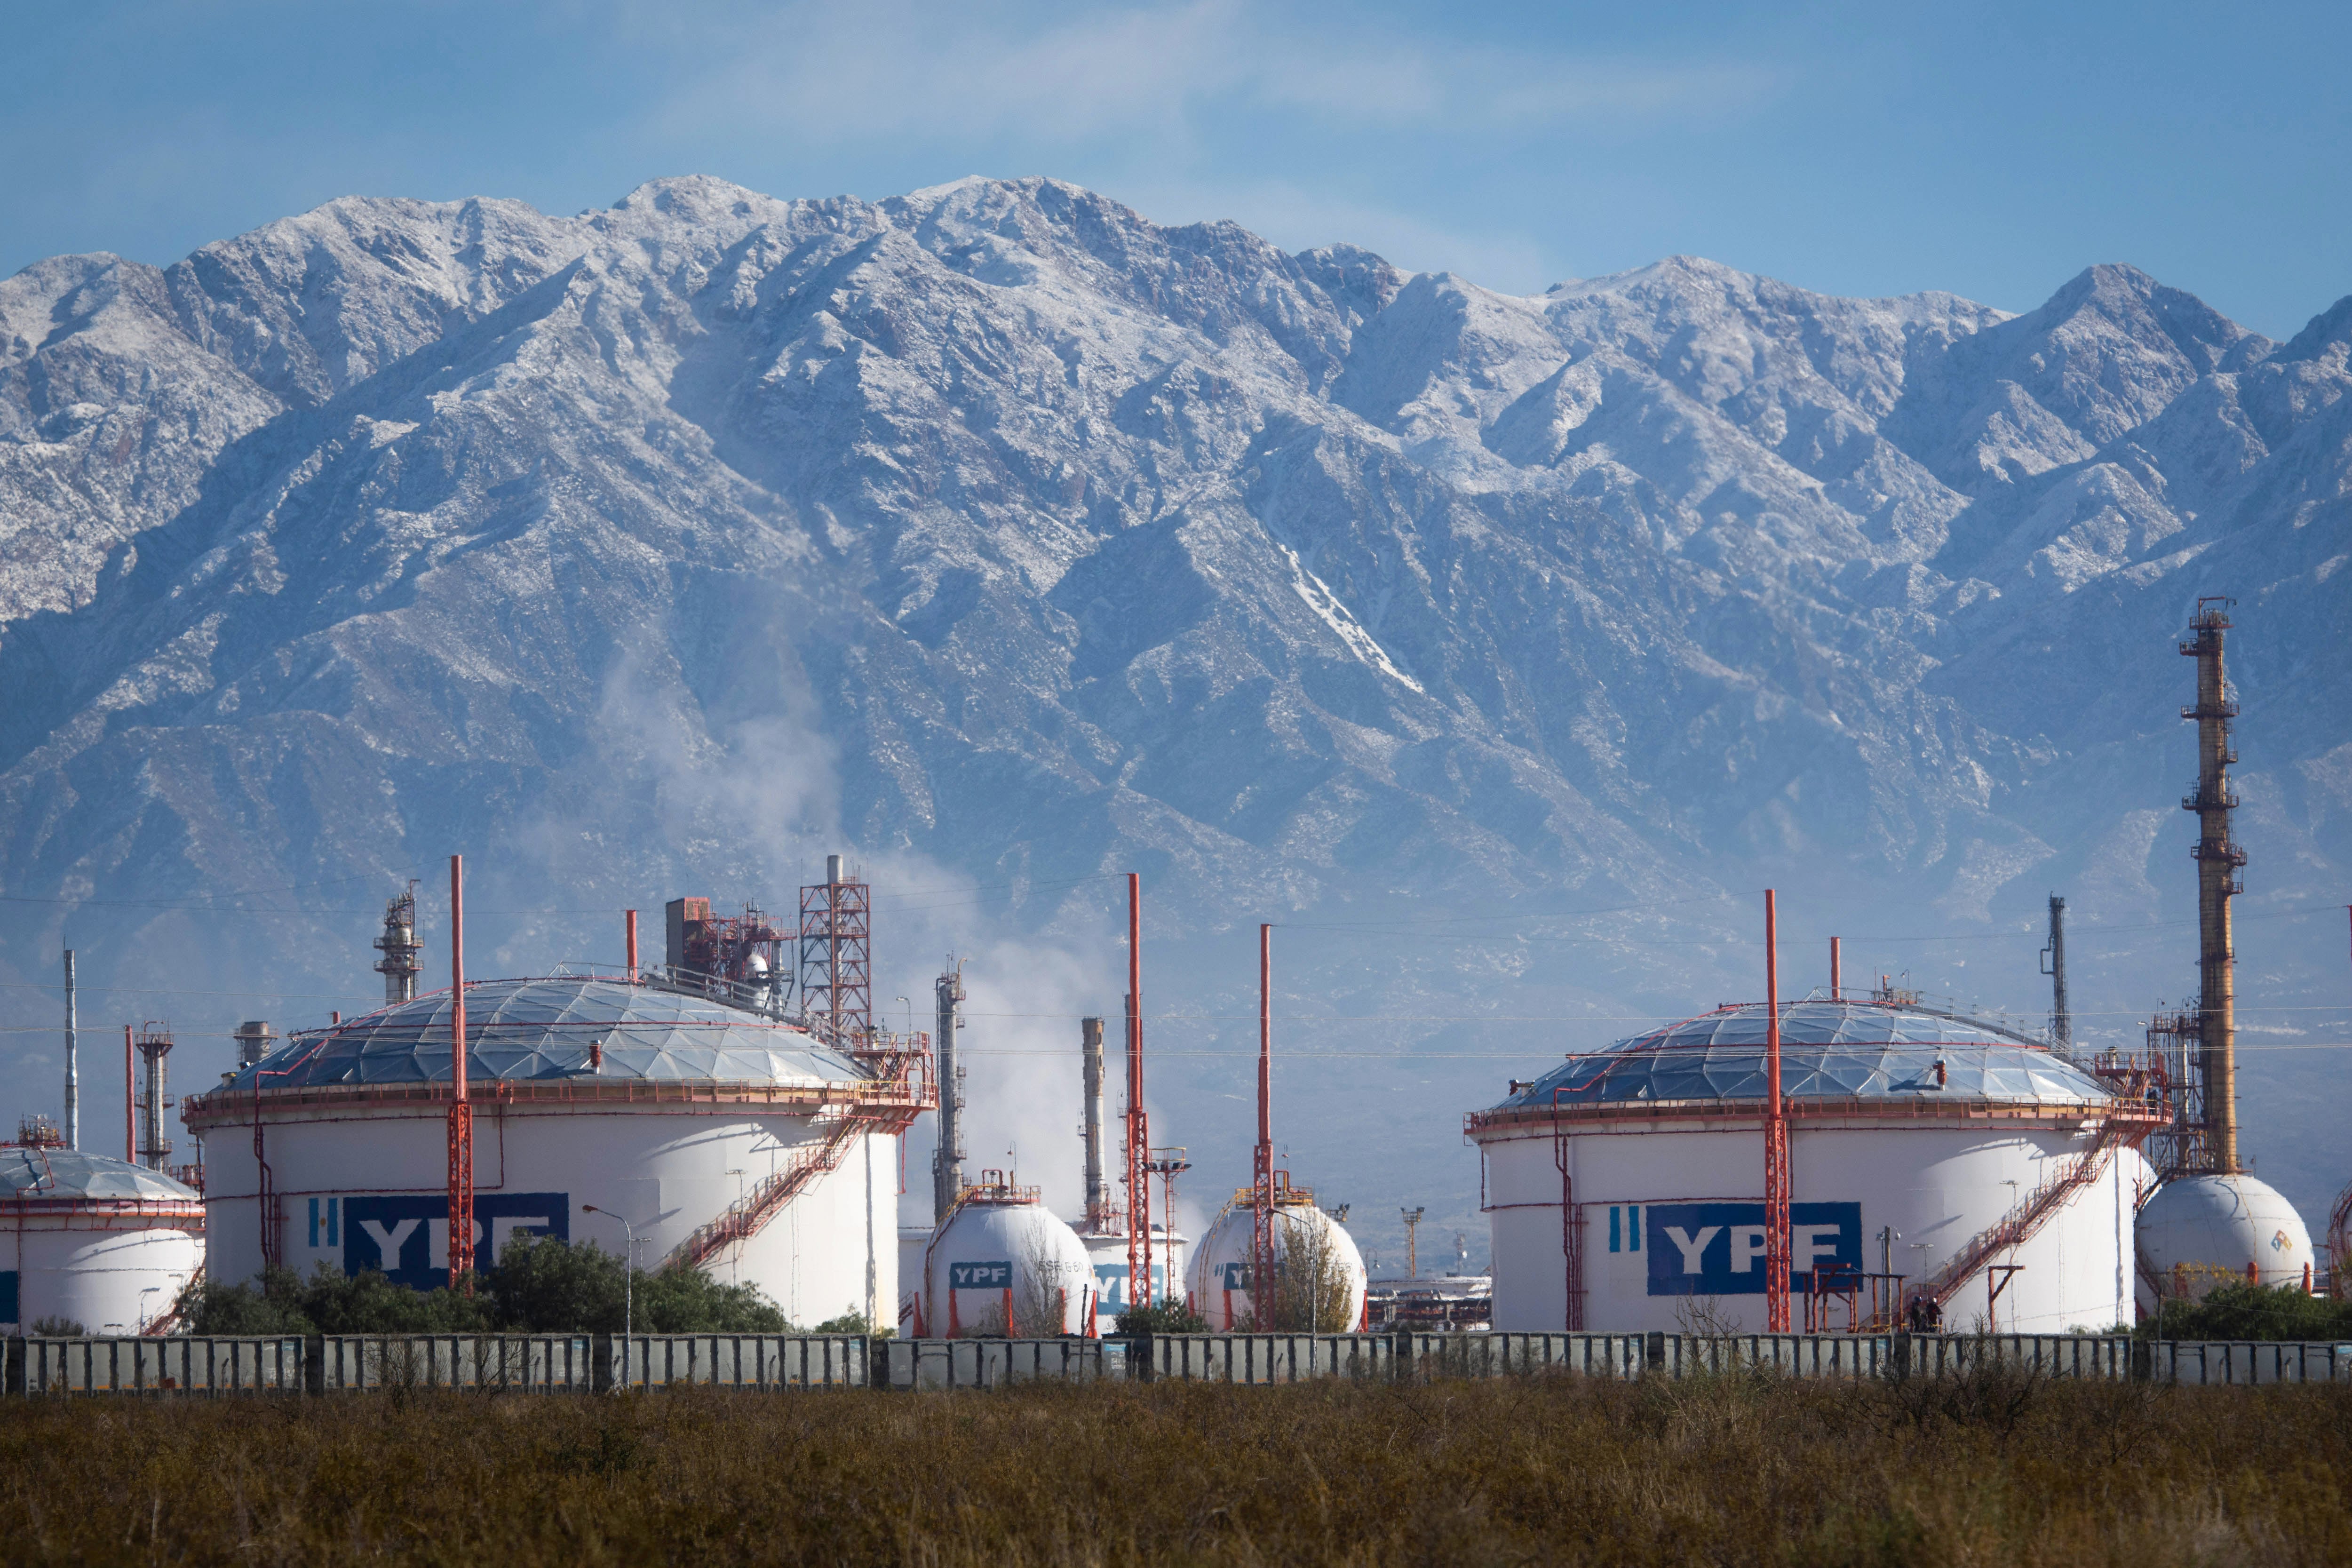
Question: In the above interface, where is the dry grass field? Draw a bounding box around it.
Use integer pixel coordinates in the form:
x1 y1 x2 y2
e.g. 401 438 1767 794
1 1368 2345 1566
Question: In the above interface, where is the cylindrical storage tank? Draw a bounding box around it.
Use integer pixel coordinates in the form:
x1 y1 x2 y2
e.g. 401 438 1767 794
1186 1193 1368 1331
2 1141 204 1334
1469 998 2161 1334
922 1179 1094 1336
897 1225 931 1337
182 977 930 1329
1077 1222 1188 1334
2136 1173 2315 1307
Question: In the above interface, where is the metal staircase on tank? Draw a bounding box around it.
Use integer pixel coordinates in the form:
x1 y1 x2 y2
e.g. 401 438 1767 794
1909 1115 2139 1318
664 1036 930 1274
667 1110 870 1273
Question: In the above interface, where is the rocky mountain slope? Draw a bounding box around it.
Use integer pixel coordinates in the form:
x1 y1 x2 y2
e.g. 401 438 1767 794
2 177 2345 1231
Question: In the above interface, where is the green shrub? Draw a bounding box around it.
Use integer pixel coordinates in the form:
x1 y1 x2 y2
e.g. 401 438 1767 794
1115 1300 1208 1335
2144 1281 2352 1341
183 1240 792 1336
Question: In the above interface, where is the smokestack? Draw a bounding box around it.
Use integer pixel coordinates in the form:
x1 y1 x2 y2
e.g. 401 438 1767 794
233 1021 277 1068
931 966 965 1223
826 853 844 886
1829 936 1841 999
62 949 78 1150
124 1025 135 1163
1080 1016 1108 1226
625 909 639 982
2042 895 2071 1051
135 1023 174 1170
2182 599 2243 1174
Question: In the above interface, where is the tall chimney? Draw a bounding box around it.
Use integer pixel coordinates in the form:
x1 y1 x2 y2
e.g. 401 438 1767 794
1080 1016 1108 1226
62 949 78 1150
2182 598 2244 1174
931 966 965 1223
2042 894 2071 1051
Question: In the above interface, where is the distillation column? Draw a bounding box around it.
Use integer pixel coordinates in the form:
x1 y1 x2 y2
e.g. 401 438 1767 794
931 967 965 1222
2182 599 2244 1175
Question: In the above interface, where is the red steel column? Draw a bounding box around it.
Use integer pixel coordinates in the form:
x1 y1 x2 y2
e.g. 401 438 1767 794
625 908 639 982
1124 874 1151 1310
447 854 476 1290
124 1025 135 1163
1829 936 1841 999
1253 923 1275 1328
1764 889 1791 1331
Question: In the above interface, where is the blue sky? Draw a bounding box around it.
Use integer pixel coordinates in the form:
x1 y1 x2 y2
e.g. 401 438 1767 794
3 0 2346 335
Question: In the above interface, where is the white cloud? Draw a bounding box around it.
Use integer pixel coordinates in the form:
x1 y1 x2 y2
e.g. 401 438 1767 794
626 0 1785 149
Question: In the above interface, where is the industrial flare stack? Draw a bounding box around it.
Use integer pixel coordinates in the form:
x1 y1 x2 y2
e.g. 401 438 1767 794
2134 600 2317 1304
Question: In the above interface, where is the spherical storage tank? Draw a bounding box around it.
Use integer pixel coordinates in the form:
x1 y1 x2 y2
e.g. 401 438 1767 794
2 1136 204 1335
2137 1173 2314 1305
1187 1185 1368 1331
183 977 928 1326
1469 998 2158 1334
920 1175 1095 1336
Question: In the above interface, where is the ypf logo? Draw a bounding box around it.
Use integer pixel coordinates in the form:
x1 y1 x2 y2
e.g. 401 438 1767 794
949 1260 1011 1289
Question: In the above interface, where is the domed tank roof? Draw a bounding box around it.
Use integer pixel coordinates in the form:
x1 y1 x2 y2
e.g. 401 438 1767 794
1490 998 2111 1113
0 1145 201 1205
2137 1173 2314 1293
222 976 862 1092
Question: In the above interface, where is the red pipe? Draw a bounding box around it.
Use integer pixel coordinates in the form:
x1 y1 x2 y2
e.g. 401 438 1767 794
1764 890 1790 1331
1829 936 1841 999
124 1026 135 1164
625 909 639 981
447 854 476 1289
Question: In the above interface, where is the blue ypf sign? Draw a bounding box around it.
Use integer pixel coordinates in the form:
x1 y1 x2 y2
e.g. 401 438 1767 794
1644 1202 1862 1296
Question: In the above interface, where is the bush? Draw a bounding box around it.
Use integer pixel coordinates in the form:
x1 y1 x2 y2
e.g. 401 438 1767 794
486 1235 629 1332
1115 1300 1208 1335
183 1240 793 1336
2144 1281 2352 1341
26 1316 86 1336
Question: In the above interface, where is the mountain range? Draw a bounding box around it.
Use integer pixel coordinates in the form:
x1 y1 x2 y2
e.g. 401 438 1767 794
2 176 2344 1243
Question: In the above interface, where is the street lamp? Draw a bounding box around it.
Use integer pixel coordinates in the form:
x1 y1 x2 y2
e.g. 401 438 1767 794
138 1286 160 1335
580 1205 638 1338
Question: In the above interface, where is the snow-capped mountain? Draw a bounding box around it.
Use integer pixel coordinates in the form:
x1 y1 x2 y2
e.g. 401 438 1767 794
3 177 2345 1234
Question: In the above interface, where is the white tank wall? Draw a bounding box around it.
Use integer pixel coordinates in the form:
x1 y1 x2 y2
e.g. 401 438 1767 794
1 1220 203 1335
2136 1173 2315 1308
898 1226 931 1335
1079 1227 1187 1333
1482 1123 2145 1334
1187 1203 1369 1331
199 1106 893 1328
921 1201 1094 1336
